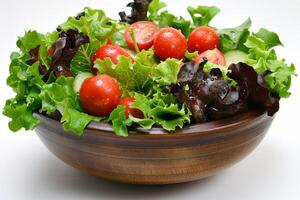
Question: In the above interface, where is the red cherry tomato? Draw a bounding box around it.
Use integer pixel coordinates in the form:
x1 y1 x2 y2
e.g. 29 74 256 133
125 21 159 51
153 27 187 60
194 48 225 66
91 44 132 74
91 44 132 64
80 75 121 116
119 97 144 119
188 26 219 53
47 47 53 57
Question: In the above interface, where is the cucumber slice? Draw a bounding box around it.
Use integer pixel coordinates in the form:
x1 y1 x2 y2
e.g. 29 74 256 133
224 50 247 66
73 72 94 93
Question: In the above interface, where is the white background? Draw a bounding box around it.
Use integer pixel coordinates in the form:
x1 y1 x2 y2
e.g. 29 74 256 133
0 0 299 199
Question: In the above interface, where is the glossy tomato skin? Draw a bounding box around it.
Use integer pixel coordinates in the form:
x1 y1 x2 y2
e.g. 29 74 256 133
195 48 225 66
153 28 187 60
188 26 219 53
125 21 159 51
118 97 144 119
91 44 132 74
80 75 121 116
92 44 131 64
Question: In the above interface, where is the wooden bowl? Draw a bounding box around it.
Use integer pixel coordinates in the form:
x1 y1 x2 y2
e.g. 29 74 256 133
35 109 274 185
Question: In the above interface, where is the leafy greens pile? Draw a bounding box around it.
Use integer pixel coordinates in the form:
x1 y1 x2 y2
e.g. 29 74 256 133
3 0 295 137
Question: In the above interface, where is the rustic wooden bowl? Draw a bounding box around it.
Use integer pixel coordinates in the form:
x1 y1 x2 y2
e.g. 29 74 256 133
35 109 274 185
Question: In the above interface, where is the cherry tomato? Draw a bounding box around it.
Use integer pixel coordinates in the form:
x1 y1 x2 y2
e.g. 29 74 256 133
188 26 219 53
47 47 53 57
124 21 159 51
91 44 132 74
119 97 144 119
153 27 187 60
80 75 121 116
91 44 132 64
194 48 225 66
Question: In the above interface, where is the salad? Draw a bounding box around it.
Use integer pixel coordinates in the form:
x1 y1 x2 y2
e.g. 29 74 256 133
3 0 295 137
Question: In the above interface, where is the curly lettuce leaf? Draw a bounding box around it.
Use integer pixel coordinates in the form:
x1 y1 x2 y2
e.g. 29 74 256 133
60 7 127 46
149 104 190 131
148 0 220 36
94 54 154 94
245 35 295 98
59 8 128 75
17 31 44 52
61 108 99 135
148 0 191 36
94 49 180 94
152 58 180 86
108 106 130 137
39 76 100 135
16 30 58 70
132 90 191 131
219 18 252 53
185 51 199 60
59 7 116 42
4 33 49 132
3 99 40 132
128 116 155 129
109 105 156 137
187 5 220 27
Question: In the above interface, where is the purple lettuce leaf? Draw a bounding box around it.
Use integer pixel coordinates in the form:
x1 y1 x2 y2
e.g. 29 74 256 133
119 0 152 24
171 61 279 123
50 30 89 77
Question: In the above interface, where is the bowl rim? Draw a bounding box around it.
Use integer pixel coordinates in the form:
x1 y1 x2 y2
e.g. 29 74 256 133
35 108 269 137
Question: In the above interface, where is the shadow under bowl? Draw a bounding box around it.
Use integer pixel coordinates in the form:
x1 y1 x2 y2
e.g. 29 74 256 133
35 109 274 185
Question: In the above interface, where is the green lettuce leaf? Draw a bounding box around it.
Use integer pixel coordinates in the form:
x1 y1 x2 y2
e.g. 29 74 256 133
185 51 199 60
148 0 167 18
4 36 48 133
17 31 43 52
245 35 296 98
148 0 220 37
16 30 58 70
59 7 127 46
94 49 181 94
150 104 190 131
70 42 99 75
128 116 155 129
132 90 191 131
4 58 43 132
219 18 252 52
39 76 100 135
61 108 99 135
59 7 116 42
3 99 40 132
94 54 154 94
152 58 180 86
108 106 130 137
60 8 127 75
151 11 191 37
187 5 220 27
148 0 191 36
254 28 283 48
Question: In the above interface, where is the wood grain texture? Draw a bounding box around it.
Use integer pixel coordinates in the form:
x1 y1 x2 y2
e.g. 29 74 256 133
35 109 274 185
